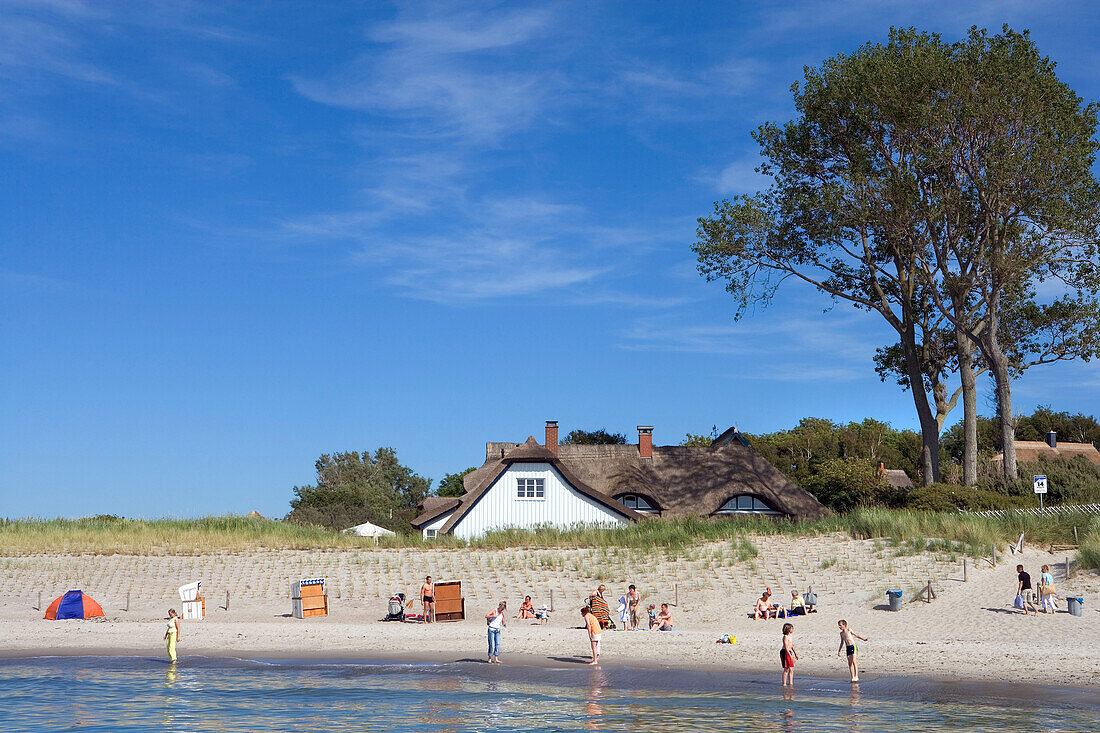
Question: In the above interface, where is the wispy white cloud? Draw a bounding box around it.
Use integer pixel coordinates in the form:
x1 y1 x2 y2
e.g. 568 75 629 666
715 155 769 195
617 312 882 382
292 6 559 143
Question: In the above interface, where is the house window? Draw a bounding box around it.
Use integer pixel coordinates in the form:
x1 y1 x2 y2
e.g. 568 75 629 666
715 495 781 515
425 529 437 539
516 478 545 499
615 493 659 513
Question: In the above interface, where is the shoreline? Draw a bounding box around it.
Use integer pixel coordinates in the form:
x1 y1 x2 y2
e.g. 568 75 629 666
3 644 1099 697
3 649 1099 708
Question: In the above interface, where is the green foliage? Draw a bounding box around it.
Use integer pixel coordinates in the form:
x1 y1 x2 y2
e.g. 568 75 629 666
1079 517 1100 571
749 417 921 486
801 457 895 512
286 448 430 532
679 426 719 447
436 467 475 497
561 429 627 445
943 405 1100 457
902 484 1031 512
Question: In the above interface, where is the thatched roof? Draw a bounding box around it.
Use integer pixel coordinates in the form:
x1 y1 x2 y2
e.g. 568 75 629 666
883 469 913 489
411 496 461 528
993 441 1100 466
438 438 647 534
456 429 829 523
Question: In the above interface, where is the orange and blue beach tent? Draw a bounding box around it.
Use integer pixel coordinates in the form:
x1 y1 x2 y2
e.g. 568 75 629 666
44 590 104 620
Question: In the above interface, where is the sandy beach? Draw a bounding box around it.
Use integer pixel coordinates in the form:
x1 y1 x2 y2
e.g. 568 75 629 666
1 536 1097 688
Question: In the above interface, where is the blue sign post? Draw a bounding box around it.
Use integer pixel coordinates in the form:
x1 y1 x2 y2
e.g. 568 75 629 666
1033 475 1047 510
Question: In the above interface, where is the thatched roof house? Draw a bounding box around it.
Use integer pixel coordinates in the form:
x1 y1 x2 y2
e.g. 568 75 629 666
993 432 1100 466
413 422 829 539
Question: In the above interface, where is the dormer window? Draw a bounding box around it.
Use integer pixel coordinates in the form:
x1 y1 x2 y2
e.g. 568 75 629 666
517 478 545 499
615 493 659 514
715 495 781 515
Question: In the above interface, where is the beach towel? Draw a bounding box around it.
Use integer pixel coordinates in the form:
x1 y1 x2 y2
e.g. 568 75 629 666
616 595 629 626
589 594 611 626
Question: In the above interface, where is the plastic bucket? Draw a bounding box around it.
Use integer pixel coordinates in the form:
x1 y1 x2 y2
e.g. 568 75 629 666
887 589 903 611
1067 597 1084 617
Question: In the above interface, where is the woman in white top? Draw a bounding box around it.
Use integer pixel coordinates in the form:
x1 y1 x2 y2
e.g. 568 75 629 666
1039 564 1057 614
164 609 181 662
486 601 507 664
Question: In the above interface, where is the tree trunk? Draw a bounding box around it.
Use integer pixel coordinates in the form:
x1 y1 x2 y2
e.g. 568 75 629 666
987 349 1017 482
900 318 941 485
955 325 978 486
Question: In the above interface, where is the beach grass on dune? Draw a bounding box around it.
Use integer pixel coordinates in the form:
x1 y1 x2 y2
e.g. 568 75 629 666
1 510 1097 568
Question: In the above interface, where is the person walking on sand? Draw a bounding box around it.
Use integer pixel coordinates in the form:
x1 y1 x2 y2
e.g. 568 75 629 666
1016 565 1038 616
626 584 641 630
837 620 867 683
420 576 435 623
1039 564 1057 614
164 609 181 663
780 623 798 686
582 605 601 665
486 601 506 664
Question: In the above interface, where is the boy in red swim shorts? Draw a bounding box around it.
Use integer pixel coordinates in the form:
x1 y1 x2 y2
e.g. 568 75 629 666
780 622 798 685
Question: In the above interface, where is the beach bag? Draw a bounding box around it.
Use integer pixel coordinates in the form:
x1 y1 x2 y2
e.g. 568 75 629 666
1040 584 1055 597
1013 594 1025 610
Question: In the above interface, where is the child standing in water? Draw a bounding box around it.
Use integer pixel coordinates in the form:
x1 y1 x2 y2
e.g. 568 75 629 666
837 620 867 683
582 605 601 665
780 623 798 685
164 609 181 662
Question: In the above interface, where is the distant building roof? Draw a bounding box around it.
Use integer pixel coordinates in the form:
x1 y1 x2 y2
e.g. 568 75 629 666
993 441 1100 466
883 469 913 489
246 510 265 519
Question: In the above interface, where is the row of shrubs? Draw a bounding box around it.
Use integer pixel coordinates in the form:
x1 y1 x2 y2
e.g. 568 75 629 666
801 454 1100 513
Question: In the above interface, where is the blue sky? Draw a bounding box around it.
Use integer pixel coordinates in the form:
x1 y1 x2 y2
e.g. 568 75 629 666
4 1 1100 519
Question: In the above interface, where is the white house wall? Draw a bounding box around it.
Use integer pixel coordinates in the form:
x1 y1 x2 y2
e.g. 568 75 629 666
421 510 454 538
451 463 628 540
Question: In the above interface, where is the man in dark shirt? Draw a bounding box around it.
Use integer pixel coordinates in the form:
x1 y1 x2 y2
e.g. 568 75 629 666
1016 565 1038 616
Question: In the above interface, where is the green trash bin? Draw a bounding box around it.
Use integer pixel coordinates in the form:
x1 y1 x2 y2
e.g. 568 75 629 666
887 589 903 611
1067 597 1084 617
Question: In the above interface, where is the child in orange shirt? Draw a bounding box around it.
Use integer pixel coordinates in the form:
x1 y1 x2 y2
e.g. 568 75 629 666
582 605 601 665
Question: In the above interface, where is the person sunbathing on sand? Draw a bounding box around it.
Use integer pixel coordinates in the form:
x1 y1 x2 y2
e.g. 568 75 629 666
755 594 776 620
651 603 673 631
517 596 536 620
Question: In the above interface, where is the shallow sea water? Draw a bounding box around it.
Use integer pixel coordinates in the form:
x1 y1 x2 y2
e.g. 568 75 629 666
1 656 1097 732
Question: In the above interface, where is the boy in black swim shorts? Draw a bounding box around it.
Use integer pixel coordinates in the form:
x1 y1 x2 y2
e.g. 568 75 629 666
837 619 868 683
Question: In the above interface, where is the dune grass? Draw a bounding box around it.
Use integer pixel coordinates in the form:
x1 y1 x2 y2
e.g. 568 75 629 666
2 509 1097 569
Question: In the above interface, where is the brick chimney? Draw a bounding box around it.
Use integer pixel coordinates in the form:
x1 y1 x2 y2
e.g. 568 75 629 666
1046 431 1057 449
877 461 887 478
638 426 653 459
545 421 559 456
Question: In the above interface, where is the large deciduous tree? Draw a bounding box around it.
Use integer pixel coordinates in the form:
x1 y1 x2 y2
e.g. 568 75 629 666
695 29 955 484
286 448 430 532
909 27 1100 481
695 27 1100 485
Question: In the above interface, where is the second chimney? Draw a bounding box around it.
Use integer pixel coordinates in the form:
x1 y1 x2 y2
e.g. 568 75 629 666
638 426 653 459
545 421 559 456
1047 431 1057 449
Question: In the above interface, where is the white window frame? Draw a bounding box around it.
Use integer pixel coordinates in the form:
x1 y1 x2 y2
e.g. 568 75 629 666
714 495 781 515
516 477 545 500
425 529 437 539
617 493 659 513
